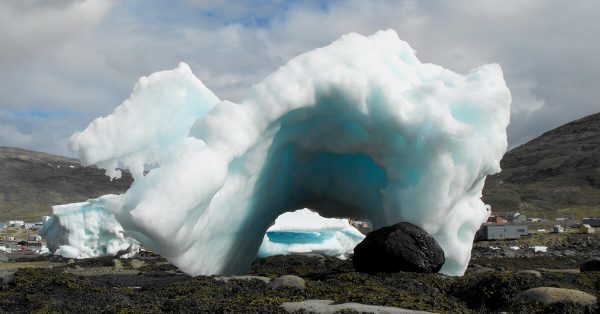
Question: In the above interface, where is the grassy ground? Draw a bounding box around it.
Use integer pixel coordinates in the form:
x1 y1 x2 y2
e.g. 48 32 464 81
0 227 34 241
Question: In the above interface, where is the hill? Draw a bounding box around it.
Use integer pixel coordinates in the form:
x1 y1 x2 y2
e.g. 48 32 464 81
3 110 600 222
0 147 132 221
482 112 600 219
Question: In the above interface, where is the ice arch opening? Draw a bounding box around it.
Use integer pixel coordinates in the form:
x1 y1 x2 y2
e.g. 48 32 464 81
257 208 367 259
69 30 511 276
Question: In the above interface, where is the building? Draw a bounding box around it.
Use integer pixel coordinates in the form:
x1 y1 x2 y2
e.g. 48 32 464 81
579 224 595 234
514 215 527 222
31 223 44 231
8 220 24 227
28 235 42 242
24 223 36 229
552 225 564 233
476 224 528 241
582 218 600 227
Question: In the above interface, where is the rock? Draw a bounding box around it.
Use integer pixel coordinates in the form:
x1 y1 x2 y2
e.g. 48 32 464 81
514 287 597 307
214 275 271 284
353 222 445 273
268 275 305 290
281 299 434 314
580 257 600 272
112 259 123 271
130 259 146 270
515 270 542 278
0 270 17 285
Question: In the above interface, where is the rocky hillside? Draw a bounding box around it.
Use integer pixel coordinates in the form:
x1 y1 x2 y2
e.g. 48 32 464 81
0 147 132 221
483 112 600 218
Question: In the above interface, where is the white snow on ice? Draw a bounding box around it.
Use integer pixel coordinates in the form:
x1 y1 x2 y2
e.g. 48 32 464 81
61 30 510 276
257 208 365 259
533 246 547 253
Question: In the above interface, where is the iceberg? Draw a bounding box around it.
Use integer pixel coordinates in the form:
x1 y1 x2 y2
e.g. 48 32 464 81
68 30 511 276
257 208 365 259
39 199 139 258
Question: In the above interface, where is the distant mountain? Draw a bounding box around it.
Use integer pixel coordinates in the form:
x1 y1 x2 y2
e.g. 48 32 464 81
0 147 132 221
483 112 600 218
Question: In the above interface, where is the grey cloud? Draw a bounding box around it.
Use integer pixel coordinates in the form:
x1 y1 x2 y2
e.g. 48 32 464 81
0 0 599 156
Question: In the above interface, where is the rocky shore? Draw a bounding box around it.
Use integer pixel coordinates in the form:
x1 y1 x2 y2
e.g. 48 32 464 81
0 234 599 313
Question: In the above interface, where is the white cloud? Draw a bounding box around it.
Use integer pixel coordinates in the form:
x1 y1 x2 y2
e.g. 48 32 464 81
0 0 115 68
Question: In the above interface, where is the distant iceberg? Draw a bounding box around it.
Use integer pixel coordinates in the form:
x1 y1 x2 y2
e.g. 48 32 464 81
258 208 365 259
67 29 511 276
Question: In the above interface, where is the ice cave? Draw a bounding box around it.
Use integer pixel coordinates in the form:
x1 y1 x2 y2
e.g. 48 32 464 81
61 29 510 276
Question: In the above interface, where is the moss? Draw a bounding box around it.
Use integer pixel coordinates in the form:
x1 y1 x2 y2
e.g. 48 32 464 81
453 271 540 310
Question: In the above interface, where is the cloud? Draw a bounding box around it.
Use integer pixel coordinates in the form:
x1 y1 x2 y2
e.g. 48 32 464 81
0 0 115 69
0 0 599 156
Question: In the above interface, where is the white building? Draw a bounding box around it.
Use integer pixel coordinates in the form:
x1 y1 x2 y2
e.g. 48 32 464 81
24 223 36 229
9 220 24 227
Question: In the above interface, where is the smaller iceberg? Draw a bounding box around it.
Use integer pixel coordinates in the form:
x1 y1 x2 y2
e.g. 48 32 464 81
257 208 365 259
39 199 139 258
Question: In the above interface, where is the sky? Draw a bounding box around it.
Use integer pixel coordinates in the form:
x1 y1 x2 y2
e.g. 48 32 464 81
1 0 599 157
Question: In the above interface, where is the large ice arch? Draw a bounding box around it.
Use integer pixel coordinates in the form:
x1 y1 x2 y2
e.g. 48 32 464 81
70 30 511 276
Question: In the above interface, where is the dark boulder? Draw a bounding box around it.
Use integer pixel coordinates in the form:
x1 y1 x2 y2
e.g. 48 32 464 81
580 257 600 272
353 222 445 273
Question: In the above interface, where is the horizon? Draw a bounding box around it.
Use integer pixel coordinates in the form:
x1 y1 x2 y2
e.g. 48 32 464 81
1 1 600 157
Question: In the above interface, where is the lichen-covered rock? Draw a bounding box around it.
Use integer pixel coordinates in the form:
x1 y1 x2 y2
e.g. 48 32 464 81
0 270 16 285
514 287 597 306
353 222 445 273
112 259 123 271
268 275 305 289
130 259 145 270
214 275 271 284
281 299 434 313
515 270 542 278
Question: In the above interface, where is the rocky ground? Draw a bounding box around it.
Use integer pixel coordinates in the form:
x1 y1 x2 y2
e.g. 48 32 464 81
0 234 599 313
